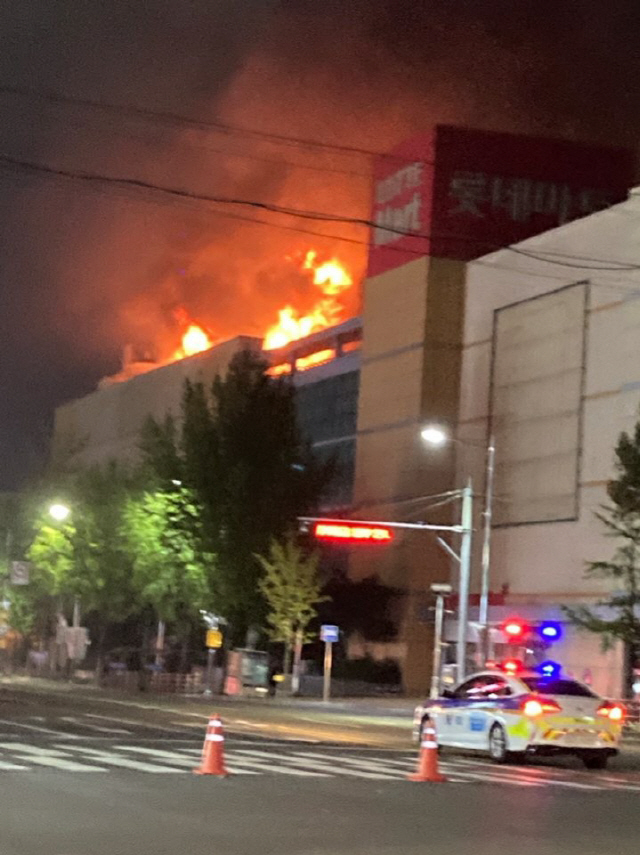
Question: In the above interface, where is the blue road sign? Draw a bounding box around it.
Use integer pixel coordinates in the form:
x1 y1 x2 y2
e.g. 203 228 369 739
320 624 339 643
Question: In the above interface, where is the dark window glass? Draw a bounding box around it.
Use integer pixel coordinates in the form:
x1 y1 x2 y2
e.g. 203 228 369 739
520 678 596 698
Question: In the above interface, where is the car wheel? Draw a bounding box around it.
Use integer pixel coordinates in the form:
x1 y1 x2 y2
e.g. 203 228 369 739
488 723 509 763
581 752 608 770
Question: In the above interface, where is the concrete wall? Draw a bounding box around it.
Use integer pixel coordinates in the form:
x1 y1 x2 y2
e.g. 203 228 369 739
458 189 640 694
52 336 262 469
352 254 467 693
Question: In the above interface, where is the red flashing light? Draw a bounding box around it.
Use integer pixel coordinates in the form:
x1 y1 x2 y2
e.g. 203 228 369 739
503 620 526 637
501 658 523 674
313 522 394 543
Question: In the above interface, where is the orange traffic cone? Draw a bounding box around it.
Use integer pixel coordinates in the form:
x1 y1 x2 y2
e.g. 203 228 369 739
408 721 446 782
193 714 229 777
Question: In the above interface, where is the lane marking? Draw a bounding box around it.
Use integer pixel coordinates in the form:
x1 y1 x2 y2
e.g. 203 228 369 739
116 746 256 774
0 719 80 740
61 716 132 735
0 743 106 772
225 751 329 777
67 746 183 773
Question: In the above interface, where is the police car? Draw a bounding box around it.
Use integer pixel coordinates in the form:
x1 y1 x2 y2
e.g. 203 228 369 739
413 665 625 769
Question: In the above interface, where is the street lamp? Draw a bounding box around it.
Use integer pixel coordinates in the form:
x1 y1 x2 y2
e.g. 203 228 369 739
48 503 70 522
48 503 80 630
421 423 496 662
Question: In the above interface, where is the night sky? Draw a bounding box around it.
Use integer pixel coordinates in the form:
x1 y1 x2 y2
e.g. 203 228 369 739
1 1 640 490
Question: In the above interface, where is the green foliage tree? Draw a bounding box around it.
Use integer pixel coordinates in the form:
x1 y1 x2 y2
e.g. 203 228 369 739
25 465 140 665
122 485 214 632
564 422 640 696
140 349 330 645
256 535 327 676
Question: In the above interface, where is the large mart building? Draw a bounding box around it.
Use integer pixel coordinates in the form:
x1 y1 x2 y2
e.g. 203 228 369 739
53 126 636 694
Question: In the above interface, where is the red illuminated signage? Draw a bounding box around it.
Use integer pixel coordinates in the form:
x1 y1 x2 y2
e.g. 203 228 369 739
368 126 634 277
313 522 394 544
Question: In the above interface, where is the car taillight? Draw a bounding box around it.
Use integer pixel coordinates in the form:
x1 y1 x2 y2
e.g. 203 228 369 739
596 702 626 721
522 696 562 716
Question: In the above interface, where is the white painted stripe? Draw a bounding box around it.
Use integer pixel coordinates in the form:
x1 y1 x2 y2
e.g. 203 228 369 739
69 747 183 773
233 749 396 781
114 746 256 774
0 760 29 770
205 734 224 742
226 752 329 777
0 719 80 740
61 716 131 735
0 744 107 772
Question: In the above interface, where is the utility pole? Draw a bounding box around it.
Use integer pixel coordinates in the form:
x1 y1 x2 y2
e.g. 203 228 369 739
457 480 473 684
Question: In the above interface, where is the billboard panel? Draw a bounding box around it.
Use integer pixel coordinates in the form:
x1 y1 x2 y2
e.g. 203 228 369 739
491 283 587 526
368 127 634 276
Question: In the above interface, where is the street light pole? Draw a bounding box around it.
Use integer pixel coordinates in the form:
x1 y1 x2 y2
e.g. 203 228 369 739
478 435 495 661
457 480 473 684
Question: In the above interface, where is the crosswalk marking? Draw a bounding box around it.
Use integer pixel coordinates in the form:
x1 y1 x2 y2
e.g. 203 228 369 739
114 745 256 774
68 746 183 773
234 748 397 780
0 718 80 740
227 750 329 777
0 743 107 771
61 716 132 735
0 738 636 790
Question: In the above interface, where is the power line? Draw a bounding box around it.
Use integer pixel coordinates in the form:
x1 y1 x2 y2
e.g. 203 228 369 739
1 150 639 274
0 83 420 166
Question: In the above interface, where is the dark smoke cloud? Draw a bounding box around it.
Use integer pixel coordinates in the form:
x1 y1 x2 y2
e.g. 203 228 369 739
0 0 639 488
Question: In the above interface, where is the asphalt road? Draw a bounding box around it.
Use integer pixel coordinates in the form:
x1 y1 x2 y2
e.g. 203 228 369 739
1 683 640 854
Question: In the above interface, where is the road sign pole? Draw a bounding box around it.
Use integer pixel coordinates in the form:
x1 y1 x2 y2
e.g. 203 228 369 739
323 640 333 703
204 648 215 696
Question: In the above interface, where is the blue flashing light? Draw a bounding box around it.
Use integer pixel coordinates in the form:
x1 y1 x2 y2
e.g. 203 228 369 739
538 621 562 641
537 660 561 678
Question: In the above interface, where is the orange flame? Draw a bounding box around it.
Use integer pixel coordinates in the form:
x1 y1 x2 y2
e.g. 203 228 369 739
263 251 353 350
171 310 213 361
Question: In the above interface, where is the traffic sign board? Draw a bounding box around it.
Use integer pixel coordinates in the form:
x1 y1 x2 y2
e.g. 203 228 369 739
206 629 223 649
320 625 339 643
10 561 30 585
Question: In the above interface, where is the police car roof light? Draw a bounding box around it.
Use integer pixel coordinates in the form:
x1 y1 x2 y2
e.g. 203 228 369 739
537 660 561 678
538 622 562 641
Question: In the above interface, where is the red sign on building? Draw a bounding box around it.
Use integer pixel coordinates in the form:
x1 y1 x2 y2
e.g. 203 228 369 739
368 126 635 277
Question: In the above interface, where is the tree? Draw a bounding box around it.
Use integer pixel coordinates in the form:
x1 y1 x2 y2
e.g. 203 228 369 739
26 463 139 672
256 535 327 686
122 484 215 665
564 422 640 696
140 349 331 645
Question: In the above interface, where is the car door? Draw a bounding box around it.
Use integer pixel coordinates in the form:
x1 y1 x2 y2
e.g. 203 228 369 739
461 675 513 748
438 677 491 747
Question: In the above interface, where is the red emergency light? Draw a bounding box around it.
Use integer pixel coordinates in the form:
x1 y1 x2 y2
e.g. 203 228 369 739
313 522 394 543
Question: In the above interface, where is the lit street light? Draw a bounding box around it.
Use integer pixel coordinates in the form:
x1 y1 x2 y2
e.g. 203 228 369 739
421 423 496 662
48 503 71 522
48 502 80 631
420 425 447 447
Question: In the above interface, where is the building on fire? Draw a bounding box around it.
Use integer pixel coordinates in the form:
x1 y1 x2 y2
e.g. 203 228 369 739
51 125 638 696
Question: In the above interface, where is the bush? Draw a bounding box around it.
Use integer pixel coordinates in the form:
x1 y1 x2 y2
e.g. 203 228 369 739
333 655 401 685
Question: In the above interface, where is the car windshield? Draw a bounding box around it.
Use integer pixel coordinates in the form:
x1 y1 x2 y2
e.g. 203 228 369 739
520 677 596 697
